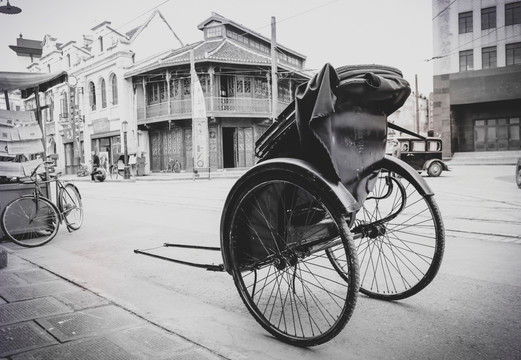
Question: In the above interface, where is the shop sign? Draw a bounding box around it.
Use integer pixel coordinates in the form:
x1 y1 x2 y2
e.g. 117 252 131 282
92 118 110 134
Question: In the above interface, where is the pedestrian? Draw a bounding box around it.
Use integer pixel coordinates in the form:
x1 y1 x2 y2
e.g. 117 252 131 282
90 151 101 181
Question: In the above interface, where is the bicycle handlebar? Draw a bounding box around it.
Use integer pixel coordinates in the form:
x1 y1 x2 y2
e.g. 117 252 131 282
29 160 57 180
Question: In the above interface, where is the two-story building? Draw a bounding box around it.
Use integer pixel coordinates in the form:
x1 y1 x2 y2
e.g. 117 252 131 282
124 12 310 172
432 0 521 157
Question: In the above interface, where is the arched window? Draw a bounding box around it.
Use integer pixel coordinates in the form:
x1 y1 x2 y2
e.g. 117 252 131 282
110 74 118 105
100 78 107 108
89 81 96 111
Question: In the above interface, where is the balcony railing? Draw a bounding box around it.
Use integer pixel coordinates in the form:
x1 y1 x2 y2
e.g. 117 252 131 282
137 96 290 122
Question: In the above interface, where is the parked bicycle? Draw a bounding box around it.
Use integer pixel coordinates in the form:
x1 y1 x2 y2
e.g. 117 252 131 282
76 163 89 177
1 161 84 247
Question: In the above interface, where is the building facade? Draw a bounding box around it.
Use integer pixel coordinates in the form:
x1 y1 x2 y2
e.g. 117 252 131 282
432 0 521 157
124 12 310 172
11 11 309 174
11 10 184 174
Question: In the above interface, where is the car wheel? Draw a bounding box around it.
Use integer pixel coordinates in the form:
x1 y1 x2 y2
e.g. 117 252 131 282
427 162 442 177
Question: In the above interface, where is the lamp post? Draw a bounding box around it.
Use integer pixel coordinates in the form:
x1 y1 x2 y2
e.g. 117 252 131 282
121 120 130 179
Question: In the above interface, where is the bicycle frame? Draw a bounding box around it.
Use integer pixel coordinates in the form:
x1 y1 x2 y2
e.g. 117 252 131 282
25 162 81 228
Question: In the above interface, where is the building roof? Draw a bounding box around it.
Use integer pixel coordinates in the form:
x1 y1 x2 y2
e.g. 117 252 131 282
124 37 306 78
197 12 305 59
8 35 42 56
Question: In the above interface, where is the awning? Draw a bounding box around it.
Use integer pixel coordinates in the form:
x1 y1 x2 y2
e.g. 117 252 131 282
91 130 120 139
0 71 68 97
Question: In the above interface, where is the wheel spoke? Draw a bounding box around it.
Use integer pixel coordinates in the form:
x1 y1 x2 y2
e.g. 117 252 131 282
227 175 358 346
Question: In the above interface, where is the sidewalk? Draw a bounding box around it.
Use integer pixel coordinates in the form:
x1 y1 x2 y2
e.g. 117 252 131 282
63 168 246 182
0 249 225 359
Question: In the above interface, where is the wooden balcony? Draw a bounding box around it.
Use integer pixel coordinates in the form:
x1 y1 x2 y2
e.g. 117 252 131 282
137 96 290 123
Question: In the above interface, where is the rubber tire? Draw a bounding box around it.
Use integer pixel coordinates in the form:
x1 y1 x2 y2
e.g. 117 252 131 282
1 196 60 247
59 184 83 230
224 167 359 347
354 160 445 300
427 162 443 177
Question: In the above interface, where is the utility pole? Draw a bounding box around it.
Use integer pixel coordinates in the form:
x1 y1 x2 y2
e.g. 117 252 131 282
415 74 420 134
271 16 278 121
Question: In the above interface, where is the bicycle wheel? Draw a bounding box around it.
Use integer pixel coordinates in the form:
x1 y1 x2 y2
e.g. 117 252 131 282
224 167 359 347
329 158 444 300
59 183 83 230
1 196 60 247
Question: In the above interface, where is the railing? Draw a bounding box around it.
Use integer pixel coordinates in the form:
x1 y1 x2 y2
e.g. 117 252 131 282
137 96 291 122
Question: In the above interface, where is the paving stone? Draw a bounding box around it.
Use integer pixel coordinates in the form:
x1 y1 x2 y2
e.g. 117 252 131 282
0 254 36 271
53 290 109 311
35 305 145 342
14 269 59 284
0 272 26 288
169 348 224 360
106 325 193 358
1 280 78 302
0 298 6 305
0 321 57 358
0 297 72 326
11 336 140 360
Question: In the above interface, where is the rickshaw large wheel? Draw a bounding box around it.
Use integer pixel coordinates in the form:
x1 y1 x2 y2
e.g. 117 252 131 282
328 158 444 300
224 166 359 347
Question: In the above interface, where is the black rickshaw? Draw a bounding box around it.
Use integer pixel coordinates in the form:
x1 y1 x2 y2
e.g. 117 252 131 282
136 64 446 347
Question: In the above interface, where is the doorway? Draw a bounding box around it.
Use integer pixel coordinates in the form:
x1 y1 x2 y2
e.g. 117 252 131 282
223 127 236 168
474 117 520 151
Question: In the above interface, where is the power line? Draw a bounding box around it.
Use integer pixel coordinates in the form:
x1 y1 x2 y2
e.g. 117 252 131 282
432 0 457 21
37 0 173 71
427 24 521 61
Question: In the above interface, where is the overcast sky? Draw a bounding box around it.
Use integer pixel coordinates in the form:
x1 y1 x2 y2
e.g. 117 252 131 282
0 0 434 94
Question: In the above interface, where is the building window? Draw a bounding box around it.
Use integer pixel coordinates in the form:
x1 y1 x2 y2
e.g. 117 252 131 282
481 7 496 30
482 46 497 68
89 81 96 111
459 50 474 71
506 42 521 65
506 1 521 25
206 26 222 39
67 54 71 68
459 11 473 34
99 36 104 52
111 74 118 105
60 91 68 118
100 78 107 108
183 78 191 96
47 64 51 73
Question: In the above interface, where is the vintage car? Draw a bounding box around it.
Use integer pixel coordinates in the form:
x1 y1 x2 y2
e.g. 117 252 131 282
516 158 521 189
387 136 449 177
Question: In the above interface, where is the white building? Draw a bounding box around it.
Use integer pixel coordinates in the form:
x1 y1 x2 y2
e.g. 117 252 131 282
11 10 183 174
432 0 521 157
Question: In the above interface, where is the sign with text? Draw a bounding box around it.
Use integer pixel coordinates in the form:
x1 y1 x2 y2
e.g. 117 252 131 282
191 50 209 169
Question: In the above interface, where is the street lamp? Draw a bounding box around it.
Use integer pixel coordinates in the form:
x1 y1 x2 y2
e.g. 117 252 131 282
121 120 130 180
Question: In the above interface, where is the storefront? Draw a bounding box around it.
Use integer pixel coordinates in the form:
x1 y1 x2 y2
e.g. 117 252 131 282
90 118 121 171
144 118 268 172
61 126 84 175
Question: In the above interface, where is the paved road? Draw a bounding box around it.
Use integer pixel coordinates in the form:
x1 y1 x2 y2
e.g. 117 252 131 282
1 164 520 359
